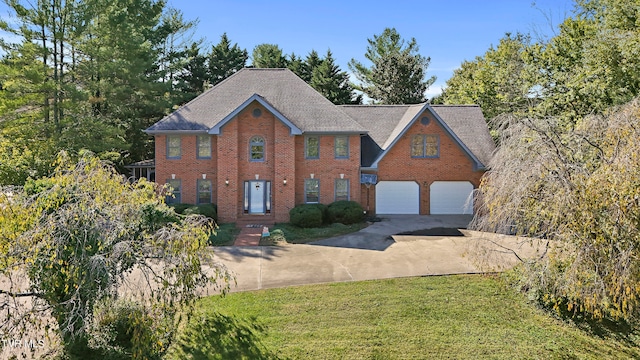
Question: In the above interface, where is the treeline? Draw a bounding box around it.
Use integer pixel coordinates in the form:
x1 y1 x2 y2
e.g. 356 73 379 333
0 0 436 185
435 0 640 136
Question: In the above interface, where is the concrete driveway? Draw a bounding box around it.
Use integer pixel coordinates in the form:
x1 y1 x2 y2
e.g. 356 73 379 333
208 215 546 293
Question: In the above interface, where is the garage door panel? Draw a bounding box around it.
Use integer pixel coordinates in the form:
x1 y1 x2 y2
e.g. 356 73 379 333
430 181 474 215
376 181 419 214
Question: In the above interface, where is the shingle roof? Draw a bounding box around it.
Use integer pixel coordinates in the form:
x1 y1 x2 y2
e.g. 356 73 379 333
146 68 366 133
430 105 495 168
341 104 495 168
145 68 494 168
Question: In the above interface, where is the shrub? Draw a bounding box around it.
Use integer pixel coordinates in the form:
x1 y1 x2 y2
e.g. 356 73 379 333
289 204 323 228
328 201 364 225
184 203 218 222
309 203 329 224
169 203 192 214
90 299 167 360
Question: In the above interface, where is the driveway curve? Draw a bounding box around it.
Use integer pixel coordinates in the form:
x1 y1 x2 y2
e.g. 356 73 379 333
208 215 545 293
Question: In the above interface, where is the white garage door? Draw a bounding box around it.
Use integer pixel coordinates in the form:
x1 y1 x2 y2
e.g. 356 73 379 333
376 181 419 214
430 181 474 214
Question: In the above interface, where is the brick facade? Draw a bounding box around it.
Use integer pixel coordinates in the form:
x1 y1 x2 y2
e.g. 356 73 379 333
154 101 363 224
373 108 484 215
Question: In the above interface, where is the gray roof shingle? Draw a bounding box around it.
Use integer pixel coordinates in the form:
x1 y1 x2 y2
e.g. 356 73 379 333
146 68 366 133
146 68 494 168
341 104 495 168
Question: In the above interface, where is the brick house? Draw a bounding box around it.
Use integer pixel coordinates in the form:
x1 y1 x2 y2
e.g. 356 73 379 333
144 68 494 224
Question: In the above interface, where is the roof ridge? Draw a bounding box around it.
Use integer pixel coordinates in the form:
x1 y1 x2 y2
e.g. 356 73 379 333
242 67 289 71
430 104 480 107
339 103 425 108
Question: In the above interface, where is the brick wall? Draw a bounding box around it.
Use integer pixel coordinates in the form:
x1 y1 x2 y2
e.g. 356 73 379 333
375 108 484 214
294 134 361 206
155 101 364 223
155 134 217 205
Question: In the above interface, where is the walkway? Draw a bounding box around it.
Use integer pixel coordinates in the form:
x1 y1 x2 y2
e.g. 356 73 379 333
233 225 269 246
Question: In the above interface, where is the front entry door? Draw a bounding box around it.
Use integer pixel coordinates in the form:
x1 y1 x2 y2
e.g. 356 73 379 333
249 180 265 214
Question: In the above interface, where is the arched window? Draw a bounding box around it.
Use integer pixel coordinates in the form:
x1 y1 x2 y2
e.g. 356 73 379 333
250 136 265 161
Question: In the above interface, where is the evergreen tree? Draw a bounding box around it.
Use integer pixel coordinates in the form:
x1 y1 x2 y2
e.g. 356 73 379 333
251 43 287 68
310 50 360 105
287 52 307 80
349 28 435 104
175 41 209 104
0 0 200 185
208 32 248 86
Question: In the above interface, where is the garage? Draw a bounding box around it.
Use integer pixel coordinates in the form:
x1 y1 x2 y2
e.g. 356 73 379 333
376 181 419 214
430 181 474 214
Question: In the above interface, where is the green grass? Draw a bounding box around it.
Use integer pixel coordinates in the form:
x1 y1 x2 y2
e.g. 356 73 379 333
208 223 240 246
264 222 368 244
167 275 639 359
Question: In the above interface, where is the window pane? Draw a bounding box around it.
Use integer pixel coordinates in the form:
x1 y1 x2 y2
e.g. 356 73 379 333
197 135 211 158
335 179 349 201
305 179 319 203
166 179 181 204
306 136 319 158
411 135 424 157
335 136 348 158
425 135 439 157
198 180 212 204
167 136 181 158
251 145 264 160
250 136 265 161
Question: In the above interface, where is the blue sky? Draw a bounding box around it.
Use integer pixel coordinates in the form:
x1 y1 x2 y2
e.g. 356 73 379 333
173 0 577 98
0 0 577 98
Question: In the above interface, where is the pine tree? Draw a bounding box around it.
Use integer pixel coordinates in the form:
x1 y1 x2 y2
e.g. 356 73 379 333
349 28 435 104
251 43 287 68
208 33 248 86
310 50 360 105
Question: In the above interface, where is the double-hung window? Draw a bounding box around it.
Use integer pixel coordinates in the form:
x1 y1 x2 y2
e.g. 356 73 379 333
335 179 349 201
335 136 349 159
167 135 181 159
411 134 439 158
197 179 212 204
165 179 181 204
305 179 320 203
305 136 319 159
197 135 211 159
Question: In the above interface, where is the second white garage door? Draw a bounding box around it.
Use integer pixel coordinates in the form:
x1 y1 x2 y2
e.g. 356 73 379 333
376 181 419 214
430 181 474 214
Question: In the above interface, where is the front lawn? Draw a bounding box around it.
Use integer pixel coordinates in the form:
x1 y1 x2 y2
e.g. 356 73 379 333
208 223 240 246
262 222 368 245
167 275 639 359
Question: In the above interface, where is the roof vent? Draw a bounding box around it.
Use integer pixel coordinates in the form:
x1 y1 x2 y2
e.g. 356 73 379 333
252 108 262 118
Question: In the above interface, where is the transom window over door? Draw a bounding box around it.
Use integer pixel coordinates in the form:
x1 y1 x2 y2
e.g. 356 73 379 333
411 134 439 158
250 136 265 161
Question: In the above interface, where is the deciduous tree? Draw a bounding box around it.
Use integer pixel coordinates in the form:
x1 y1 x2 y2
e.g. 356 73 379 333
0 153 230 358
